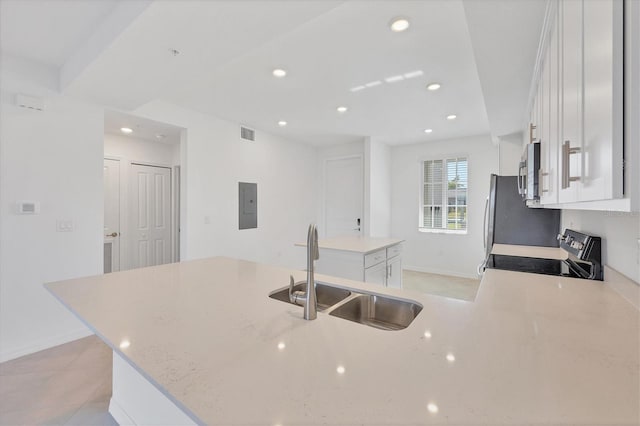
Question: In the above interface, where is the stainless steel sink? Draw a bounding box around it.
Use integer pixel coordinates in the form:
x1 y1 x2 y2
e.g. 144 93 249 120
269 282 352 311
328 294 423 331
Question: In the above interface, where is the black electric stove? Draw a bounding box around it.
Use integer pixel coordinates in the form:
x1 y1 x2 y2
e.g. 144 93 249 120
485 229 603 281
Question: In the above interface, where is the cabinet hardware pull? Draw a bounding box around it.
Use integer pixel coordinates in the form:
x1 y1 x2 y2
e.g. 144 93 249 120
561 140 581 189
539 168 549 194
529 123 537 144
105 232 119 237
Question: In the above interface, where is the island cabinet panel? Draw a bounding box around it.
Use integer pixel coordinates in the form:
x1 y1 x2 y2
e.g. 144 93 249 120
315 242 403 288
110 352 197 425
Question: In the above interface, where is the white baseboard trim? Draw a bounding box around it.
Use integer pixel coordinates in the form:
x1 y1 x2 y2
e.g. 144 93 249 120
403 265 479 280
0 327 92 363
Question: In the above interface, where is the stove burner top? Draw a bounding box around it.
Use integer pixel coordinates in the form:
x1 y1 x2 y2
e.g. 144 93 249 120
486 254 598 279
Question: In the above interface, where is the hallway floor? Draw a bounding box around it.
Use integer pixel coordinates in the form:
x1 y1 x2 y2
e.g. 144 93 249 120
402 269 481 301
0 336 115 425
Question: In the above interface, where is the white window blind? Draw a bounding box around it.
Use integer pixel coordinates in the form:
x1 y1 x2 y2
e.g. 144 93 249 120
421 157 468 232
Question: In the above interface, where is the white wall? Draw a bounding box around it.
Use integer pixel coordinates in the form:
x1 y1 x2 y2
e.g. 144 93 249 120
498 132 524 176
365 139 391 237
0 55 103 361
391 134 499 278
134 100 318 270
104 133 179 166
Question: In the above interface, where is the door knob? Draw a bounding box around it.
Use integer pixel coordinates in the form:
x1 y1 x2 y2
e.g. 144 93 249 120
106 232 119 237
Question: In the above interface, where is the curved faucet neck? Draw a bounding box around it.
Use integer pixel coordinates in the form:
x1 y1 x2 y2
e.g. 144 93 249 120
304 224 318 320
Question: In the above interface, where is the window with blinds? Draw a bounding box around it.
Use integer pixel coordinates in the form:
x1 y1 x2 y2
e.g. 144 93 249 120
421 157 468 233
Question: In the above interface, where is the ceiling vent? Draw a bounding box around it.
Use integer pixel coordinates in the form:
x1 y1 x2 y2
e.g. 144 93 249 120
240 126 255 142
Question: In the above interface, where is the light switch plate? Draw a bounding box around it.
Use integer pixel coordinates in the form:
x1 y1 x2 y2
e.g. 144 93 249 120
56 220 73 232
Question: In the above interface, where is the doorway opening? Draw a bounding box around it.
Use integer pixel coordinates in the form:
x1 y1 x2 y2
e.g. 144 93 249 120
103 110 184 273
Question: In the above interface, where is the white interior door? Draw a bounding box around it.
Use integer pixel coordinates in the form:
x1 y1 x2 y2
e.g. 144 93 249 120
324 156 363 238
104 158 121 273
130 164 172 269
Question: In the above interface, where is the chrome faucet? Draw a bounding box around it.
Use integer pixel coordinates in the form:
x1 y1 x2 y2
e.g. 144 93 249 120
289 223 319 320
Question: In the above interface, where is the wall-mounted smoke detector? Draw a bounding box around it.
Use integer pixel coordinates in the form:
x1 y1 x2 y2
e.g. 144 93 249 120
240 126 255 141
15 94 45 111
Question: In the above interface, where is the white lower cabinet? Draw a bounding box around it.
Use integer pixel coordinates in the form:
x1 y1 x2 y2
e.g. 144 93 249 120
316 243 403 288
386 255 402 289
364 261 387 286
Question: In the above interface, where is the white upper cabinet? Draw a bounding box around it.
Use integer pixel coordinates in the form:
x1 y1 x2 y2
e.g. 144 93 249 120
530 0 624 207
543 11 560 205
559 0 583 203
580 0 624 201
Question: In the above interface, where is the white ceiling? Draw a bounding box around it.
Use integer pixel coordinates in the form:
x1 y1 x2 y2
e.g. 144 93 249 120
0 0 120 67
1 0 547 146
104 109 182 145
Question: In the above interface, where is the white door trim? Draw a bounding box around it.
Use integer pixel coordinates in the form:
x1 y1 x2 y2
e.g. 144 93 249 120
321 154 364 238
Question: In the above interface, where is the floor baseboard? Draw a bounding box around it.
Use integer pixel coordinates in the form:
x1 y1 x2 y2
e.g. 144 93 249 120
0 327 92 363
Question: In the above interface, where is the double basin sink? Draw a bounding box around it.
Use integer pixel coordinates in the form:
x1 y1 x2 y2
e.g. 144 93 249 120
269 281 423 331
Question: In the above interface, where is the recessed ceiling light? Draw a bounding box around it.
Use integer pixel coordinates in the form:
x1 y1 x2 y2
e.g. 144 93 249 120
427 403 439 414
272 68 287 78
337 106 348 113
427 83 441 91
390 17 410 32
120 127 133 134
155 134 166 140
446 353 456 362
336 365 346 374
278 121 287 127
446 114 457 120
424 129 433 133
350 85 366 92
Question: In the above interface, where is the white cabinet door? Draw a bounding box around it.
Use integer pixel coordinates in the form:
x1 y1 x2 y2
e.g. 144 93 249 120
559 0 582 203
364 261 387 287
580 0 624 201
386 256 402 289
542 11 560 205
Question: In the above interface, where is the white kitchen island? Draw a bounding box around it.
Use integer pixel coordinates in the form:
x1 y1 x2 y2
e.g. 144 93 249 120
296 236 404 288
45 256 639 425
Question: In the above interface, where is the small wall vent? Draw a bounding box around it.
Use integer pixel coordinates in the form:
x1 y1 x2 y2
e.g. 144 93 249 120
240 126 255 141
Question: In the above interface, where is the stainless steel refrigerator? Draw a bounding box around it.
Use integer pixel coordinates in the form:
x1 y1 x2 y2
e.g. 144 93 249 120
478 174 561 274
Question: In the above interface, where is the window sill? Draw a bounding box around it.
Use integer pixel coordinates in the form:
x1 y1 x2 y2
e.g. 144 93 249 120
418 228 467 235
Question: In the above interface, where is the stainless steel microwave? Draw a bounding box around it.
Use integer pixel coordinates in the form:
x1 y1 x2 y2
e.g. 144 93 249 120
517 142 541 201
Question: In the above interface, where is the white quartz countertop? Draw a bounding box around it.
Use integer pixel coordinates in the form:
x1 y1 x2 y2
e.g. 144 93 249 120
491 243 568 259
295 235 403 253
45 257 639 425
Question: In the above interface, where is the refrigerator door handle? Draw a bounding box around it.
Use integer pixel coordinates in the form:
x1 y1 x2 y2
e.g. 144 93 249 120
482 196 489 249
517 161 526 197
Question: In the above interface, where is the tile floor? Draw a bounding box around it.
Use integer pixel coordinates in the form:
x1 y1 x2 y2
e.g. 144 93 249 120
402 269 481 301
0 270 480 425
0 336 116 426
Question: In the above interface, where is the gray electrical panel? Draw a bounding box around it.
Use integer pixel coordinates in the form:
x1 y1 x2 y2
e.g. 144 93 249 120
239 182 257 230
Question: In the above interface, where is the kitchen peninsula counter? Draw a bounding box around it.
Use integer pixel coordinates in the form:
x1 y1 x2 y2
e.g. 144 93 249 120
45 257 639 425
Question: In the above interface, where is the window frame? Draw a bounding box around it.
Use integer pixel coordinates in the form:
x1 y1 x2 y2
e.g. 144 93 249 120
418 155 469 235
